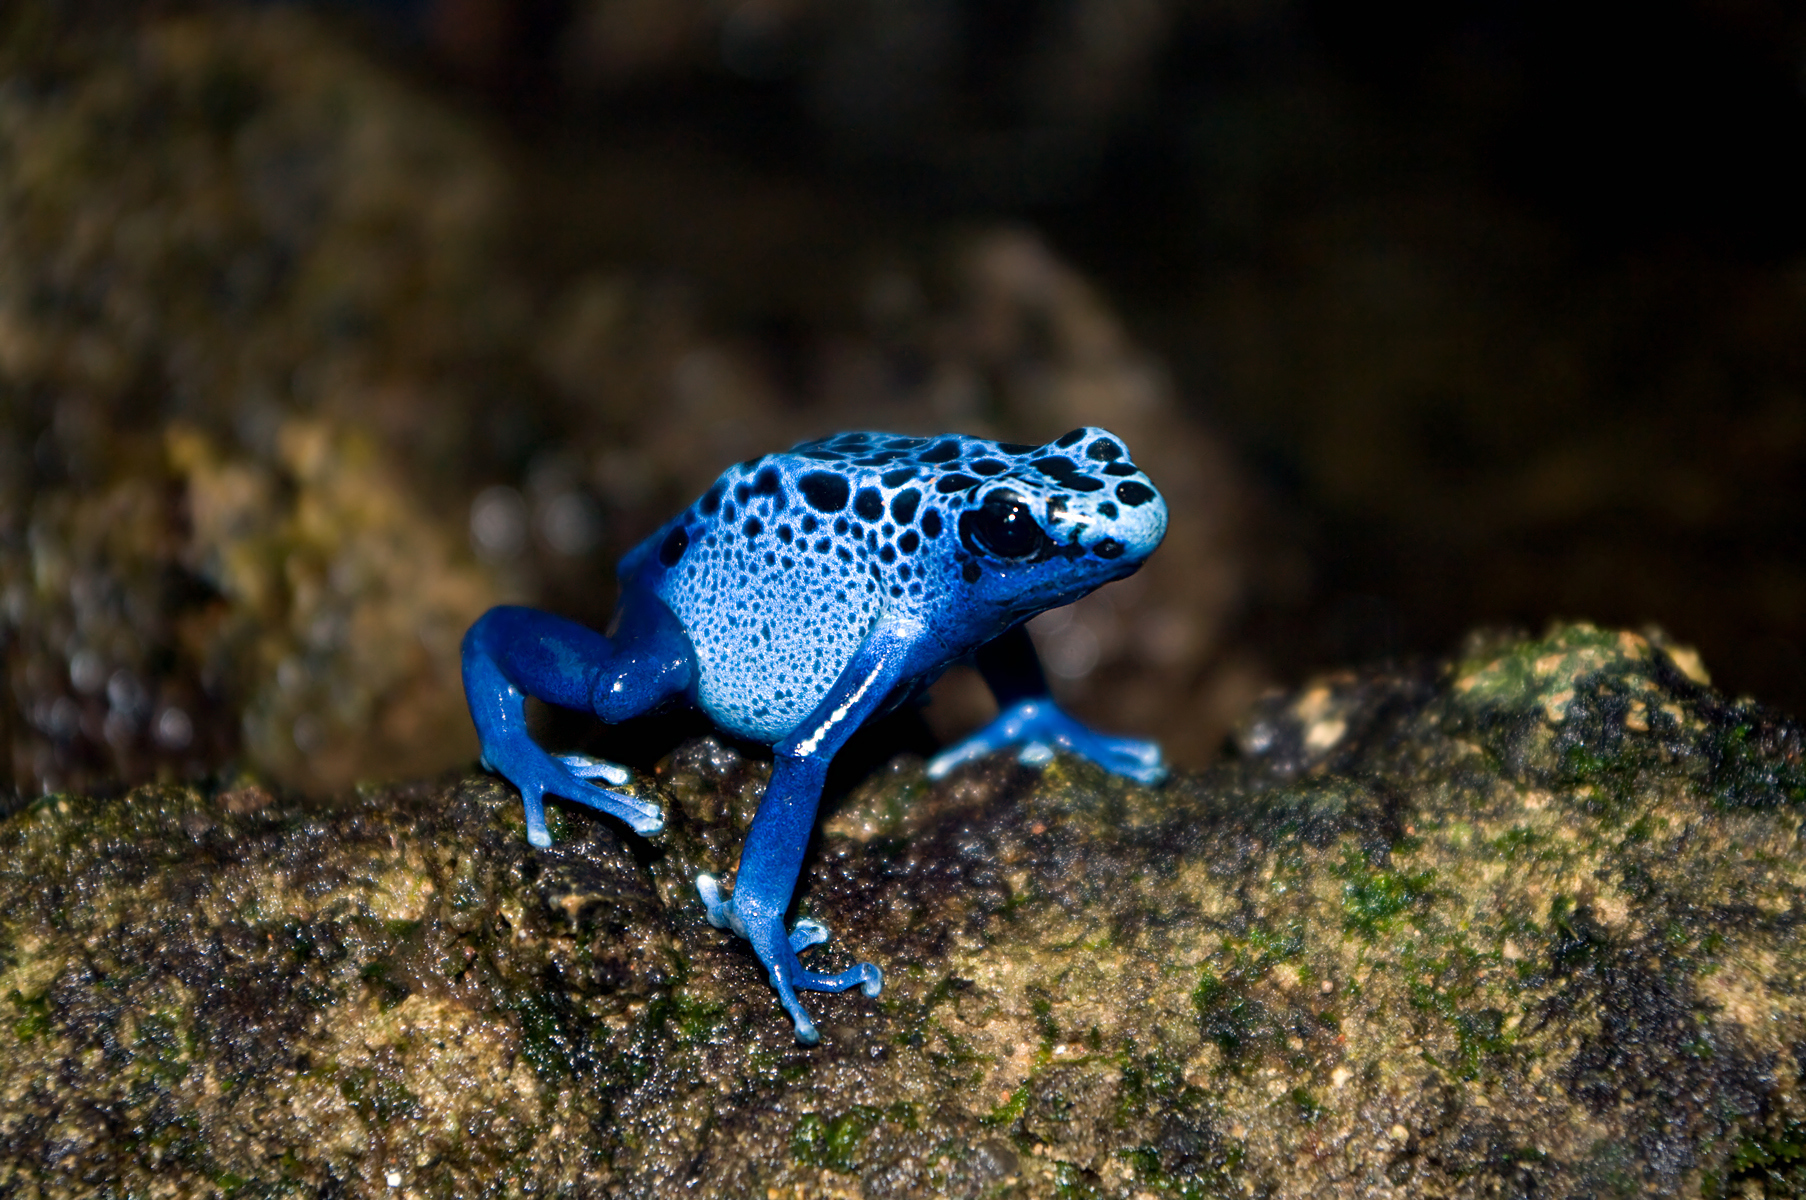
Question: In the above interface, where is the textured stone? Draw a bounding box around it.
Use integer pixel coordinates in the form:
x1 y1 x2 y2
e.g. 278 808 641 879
4 623 1803 1197
0 3 512 794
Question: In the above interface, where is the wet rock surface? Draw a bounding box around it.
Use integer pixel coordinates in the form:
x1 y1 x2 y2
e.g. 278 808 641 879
5 622 1804 1198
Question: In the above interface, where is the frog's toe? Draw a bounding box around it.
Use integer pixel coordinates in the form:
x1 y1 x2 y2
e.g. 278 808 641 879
799 961 884 998
554 752 633 787
551 752 663 825
735 914 882 1042
1071 731 1167 785
553 764 664 834
696 873 734 930
789 917 830 953
488 743 664 839
568 779 664 835
926 727 1018 778
518 783 553 848
770 960 882 1044
778 992 822 1046
927 698 1054 778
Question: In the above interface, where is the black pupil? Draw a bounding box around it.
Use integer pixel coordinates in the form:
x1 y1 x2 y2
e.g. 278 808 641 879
973 495 1042 558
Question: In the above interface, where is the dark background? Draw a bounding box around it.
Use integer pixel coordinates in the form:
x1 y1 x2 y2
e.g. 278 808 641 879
380 0 1806 709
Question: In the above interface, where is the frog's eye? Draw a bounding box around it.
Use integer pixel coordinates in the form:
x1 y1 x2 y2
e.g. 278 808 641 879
961 490 1050 560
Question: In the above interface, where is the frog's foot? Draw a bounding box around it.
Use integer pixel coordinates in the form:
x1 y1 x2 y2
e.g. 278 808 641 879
926 697 1167 785
483 741 664 846
771 956 885 1046
696 876 882 1044
697 877 834 952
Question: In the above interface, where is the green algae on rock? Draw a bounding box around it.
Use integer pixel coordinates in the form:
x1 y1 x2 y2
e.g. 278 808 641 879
3 622 1804 1197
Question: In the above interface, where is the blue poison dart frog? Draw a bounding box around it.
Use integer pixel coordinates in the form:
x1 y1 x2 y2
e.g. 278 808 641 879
462 428 1167 1043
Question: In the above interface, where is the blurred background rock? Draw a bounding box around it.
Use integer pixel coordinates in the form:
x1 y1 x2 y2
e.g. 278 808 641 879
2 0 1801 799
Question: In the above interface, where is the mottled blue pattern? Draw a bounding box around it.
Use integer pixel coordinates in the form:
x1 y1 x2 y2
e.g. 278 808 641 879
463 426 1168 1043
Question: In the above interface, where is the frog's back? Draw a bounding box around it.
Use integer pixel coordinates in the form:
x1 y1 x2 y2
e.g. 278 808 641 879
641 433 976 741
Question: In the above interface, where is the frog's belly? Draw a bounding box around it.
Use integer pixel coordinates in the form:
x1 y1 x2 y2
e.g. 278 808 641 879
660 546 879 743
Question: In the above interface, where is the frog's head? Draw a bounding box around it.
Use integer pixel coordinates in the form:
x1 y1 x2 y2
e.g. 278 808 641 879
766 426 1165 635
945 426 1167 620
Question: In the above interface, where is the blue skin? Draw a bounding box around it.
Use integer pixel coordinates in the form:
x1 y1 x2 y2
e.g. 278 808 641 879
462 427 1168 1043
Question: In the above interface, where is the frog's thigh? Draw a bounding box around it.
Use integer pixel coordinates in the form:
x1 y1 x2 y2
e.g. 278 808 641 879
466 601 692 719
591 588 697 720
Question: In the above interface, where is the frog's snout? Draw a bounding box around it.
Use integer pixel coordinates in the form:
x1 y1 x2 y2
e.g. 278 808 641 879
1096 469 1167 565
1030 426 1167 568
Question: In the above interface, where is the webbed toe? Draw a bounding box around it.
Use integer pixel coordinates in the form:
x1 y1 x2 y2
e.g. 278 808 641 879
554 752 633 786
696 873 733 930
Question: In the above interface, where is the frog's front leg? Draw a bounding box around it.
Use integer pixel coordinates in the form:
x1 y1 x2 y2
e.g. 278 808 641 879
926 623 1166 784
697 627 914 1044
698 752 883 1044
462 600 694 845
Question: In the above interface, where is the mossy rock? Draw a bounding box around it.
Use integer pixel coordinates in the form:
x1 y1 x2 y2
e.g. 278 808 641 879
3 622 1805 1197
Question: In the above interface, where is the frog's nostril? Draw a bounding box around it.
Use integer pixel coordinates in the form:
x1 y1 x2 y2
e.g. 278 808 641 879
1092 538 1125 559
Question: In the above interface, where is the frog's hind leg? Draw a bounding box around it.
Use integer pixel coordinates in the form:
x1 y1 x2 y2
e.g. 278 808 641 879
463 633 664 843
462 604 694 844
